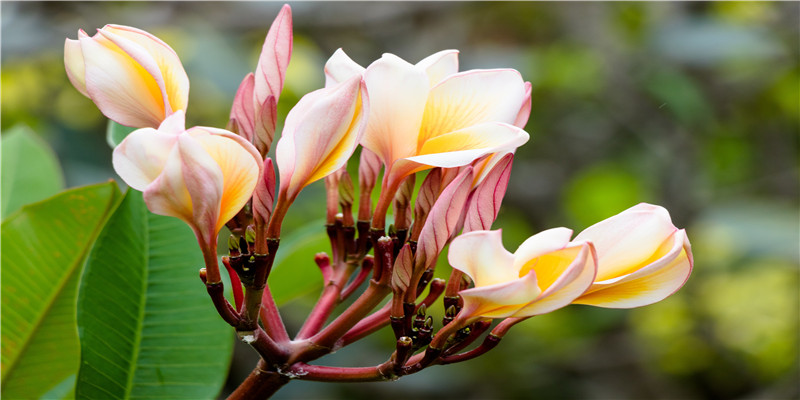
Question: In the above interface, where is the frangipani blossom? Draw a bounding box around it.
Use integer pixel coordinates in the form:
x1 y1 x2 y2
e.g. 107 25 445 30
449 229 597 321
65 24 189 128
325 49 530 227
572 203 693 308
112 112 262 261
275 76 368 203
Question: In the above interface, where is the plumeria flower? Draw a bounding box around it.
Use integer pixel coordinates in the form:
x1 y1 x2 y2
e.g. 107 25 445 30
572 203 694 308
112 111 262 281
448 229 597 322
325 49 530 228
65 24 189 128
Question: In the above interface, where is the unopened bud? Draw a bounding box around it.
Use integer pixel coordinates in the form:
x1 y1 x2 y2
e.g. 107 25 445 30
199 268 208 283
358 148 381 221
228 235 241 256
391 244 414 293
245 226 256 247
416 304 427 317
338 170 354 208
445 305 458 318
424 315 433 329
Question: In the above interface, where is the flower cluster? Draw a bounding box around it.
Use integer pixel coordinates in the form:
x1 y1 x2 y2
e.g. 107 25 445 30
66 4 693 393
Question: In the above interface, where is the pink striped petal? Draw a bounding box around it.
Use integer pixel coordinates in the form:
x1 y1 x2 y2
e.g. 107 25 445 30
463 153 513 232
416 167 473 269
254 4 292 108
230 73 256 141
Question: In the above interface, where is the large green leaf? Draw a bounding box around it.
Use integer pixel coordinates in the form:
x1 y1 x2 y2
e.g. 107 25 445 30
106 120 138 148
1 182 121 399
269 219 328 305
1 125 66 219
75 191 233 400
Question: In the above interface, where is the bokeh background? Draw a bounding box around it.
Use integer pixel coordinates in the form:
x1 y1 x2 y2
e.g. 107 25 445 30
2 2 798 399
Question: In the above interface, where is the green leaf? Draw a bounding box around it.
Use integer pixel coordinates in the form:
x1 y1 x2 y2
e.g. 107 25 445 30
1 125 66 219
1 182 121 399
269 219 328 305
76 191 233 400
106 120 138 148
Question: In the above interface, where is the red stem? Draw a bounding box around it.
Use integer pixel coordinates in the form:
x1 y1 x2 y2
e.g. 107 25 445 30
260 284 290 343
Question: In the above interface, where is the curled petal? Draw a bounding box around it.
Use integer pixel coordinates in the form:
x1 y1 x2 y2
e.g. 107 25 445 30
573 203 678 281
513 242 596 317
449 230 517 287
415 49 459 87
574 230 693 308
512 227 574 273
325 48 365 87
514 81 532 129
64 35 88 97
408 122 529 168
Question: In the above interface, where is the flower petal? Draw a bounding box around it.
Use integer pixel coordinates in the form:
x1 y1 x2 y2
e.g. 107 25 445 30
187 127 262 232
419 69 526 145
415 49 459 87
408 122 529 168
79 30 164 127
64 35 88 97
324 48 365 87
463 153 514 232
573 230 693 308
230 73 256 142
512 227 574 274
459 268 542 319
276 76 364 199
254 4 292 107
514 81 532 128
112 127 179 190
573 203 678 281
361 53 430 165
513 242 596 317
100 24 189 114
448 230 518 287
416 167 473 269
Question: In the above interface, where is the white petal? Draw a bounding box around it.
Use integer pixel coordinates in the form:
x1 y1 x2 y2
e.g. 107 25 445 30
361 53 430 165
112 128 178 190
324 48 365 87
573 203 678 281
448 230 517 287
415 49 459 87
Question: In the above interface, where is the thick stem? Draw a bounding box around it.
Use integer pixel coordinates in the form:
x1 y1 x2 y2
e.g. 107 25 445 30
371 173 403 230
297 280 392 362
265 192 292 239
295 282 342 340
227 360 290 400
260 284 290 343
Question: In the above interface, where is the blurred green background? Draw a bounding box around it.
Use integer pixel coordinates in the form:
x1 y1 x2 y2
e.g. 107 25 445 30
2 2 798 399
